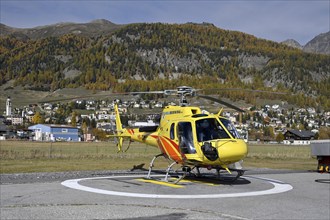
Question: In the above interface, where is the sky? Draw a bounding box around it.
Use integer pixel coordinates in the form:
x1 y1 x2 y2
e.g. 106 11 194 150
1 0 329 45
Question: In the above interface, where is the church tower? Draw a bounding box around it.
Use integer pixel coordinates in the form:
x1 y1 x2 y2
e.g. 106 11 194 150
6 96 12 116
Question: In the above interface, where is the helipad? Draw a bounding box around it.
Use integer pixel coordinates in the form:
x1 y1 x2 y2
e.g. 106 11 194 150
61 174 293 199
2 171 329 219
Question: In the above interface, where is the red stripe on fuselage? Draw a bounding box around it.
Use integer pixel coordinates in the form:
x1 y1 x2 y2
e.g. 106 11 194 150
150 135 158 139
156 137 167 156
163 136 179 149
127 129 134 135
159 136 182 162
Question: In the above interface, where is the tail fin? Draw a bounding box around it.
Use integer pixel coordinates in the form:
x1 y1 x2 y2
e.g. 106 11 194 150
114 103 124 152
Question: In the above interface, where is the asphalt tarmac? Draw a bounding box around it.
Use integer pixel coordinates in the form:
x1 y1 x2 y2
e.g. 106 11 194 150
1 169 329 220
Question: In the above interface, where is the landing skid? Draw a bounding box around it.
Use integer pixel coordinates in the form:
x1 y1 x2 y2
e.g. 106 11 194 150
221 169 245 182
146 154 188 184
191 167 245 183
146 154 245 184
146 153 164 179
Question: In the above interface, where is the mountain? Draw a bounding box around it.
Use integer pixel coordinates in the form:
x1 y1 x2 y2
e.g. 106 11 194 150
0 19 122 39
281 39 303 50
0 24 30 40
303 31 330 55
0 20 329 109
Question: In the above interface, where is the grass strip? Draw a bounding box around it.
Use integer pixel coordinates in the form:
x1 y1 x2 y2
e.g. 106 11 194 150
0 141 317 174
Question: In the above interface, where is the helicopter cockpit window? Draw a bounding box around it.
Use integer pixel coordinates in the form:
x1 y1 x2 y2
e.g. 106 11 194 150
170 123 175 140
178 122 196 154
196 118 230 142
219 118 241 139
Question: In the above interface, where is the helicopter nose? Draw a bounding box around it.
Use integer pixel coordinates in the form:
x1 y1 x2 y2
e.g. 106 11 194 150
217 139 248 163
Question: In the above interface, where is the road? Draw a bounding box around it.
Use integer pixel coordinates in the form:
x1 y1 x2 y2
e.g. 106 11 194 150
1 169 329 220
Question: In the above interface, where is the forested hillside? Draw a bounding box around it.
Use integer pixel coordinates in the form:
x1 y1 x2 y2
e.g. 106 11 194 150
0 22 329 109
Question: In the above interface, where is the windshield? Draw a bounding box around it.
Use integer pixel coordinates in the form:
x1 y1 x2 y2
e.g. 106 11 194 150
196 118 230 142
219 118 241 139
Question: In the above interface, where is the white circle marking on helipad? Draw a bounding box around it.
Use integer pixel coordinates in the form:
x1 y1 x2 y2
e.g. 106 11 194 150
61 175 293 199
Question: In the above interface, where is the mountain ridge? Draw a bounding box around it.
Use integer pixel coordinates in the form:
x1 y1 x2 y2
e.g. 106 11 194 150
0 20 329 109
2 19 328 55
0 19 123 39
281 39 303 50
303 31 330 55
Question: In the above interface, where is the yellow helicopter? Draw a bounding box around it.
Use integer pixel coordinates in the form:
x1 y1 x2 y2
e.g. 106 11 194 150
112 86 248 183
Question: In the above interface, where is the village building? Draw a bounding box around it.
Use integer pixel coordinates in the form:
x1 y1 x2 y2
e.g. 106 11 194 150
8 115 24 125
28 124 80 141
283 129 316 145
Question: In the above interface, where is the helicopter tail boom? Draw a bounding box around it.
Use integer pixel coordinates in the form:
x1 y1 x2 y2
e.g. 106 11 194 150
110 103 159 152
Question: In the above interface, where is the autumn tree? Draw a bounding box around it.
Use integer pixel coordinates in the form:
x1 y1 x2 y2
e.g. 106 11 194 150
263 126 275 140
92 128 107 141
32 112 45 124
71 111 77 127
318 127 330 139
276 132 284 143
81 121 88 134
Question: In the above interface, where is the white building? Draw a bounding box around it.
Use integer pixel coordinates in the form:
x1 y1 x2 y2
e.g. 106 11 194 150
6 97 12 116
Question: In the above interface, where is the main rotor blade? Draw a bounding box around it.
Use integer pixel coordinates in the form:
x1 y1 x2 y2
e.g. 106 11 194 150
203 88 287 95
38 92 127 103
130 91 167 95
197 95 245 112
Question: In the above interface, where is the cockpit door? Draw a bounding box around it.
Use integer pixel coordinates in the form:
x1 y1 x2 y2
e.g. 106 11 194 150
177 122 196 154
